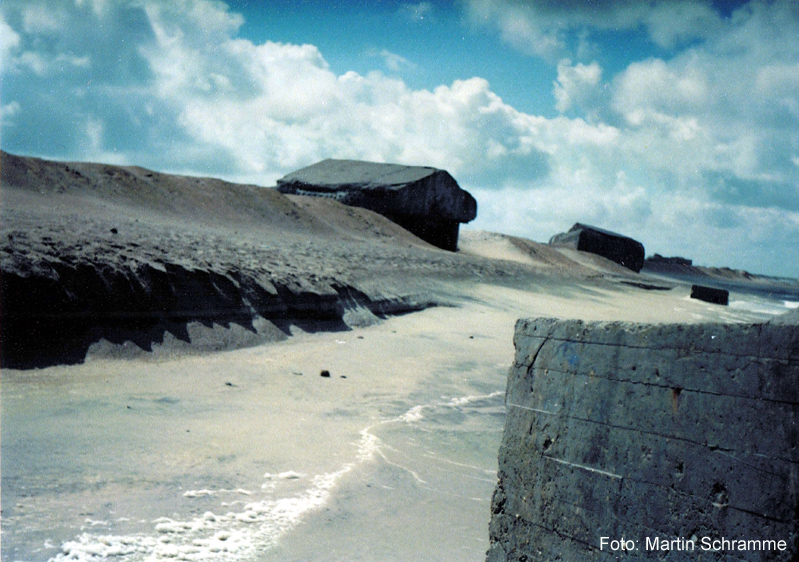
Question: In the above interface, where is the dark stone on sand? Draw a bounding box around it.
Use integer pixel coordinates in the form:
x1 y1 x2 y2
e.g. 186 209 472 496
691 284 729 305
320 370 331 378
619 280 673 291
487 317 799 562
276 159 477 251
549 223 645 272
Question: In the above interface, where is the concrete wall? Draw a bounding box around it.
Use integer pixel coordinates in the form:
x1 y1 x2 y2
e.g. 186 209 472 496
487 318 798 561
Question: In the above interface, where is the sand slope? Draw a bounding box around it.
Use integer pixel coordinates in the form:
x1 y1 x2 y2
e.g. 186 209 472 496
0 151 632 369
3 150 797 369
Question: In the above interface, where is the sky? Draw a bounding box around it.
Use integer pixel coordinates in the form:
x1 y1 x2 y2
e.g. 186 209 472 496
1 0 798 278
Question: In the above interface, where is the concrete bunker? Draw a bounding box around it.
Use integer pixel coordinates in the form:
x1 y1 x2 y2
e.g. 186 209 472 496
276 159 477 251
487 317 798 562
691 284 730 305
549 223 645 272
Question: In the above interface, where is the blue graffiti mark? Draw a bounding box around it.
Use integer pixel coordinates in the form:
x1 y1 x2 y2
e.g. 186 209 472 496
558 342 579 367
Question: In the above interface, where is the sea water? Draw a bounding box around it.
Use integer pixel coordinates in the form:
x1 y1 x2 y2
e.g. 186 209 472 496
3 386 506 562
259 390 507 562
2 302 513 562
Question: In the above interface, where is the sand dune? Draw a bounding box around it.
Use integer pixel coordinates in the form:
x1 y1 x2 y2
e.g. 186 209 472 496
1 150 669 370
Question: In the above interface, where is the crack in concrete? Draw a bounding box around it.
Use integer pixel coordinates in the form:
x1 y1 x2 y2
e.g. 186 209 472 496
542 455 623 480
521 332 792 361
506 402 798 466
519 365 799 406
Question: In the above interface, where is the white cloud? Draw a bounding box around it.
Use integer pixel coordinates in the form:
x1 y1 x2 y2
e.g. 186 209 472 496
74 0 112 18
644 1 723 49
612 58 709 121
1 100 19 117
461 1 799 275
469 182 651 244
0 12 20 70
376 49 416 73
1 0 798 276
85 116 103 152
173 65 552 183
366 48 417 73
21 4 62 33
609 1 799 192
399 2 434 23
463 0 727 59
470 184 799 275
553 58 601 113
464 0 565 59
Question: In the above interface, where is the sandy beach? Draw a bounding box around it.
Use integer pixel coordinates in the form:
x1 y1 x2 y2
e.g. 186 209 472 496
2 152 797 562
3 277 791 562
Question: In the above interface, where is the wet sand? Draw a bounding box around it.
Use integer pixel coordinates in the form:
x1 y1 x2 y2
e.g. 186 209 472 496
2 278 785 562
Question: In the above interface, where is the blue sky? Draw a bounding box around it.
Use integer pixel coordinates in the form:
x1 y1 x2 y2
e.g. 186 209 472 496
2 0 798 278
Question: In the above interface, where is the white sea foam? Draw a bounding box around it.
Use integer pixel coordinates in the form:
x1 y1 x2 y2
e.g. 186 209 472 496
262 471 304 480
396 391 503 425
356 427 382 462
443 391 504 408
398 405 426 423
50 433 378 562
729 299 792 316
357 391 505 487
183 488 252 498
183 489 216 498
49 392 504 562
785 300 799 309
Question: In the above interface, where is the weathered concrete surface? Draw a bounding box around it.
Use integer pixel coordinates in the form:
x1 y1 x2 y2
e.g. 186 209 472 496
487 317 799 561
770 308 799 325
276 159 477 251
550 223 645 272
